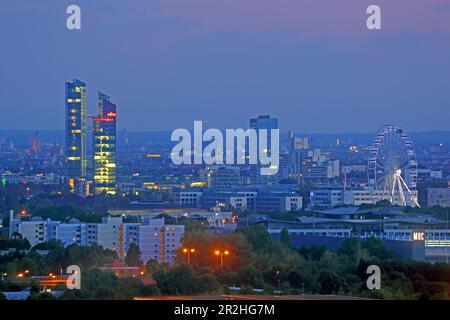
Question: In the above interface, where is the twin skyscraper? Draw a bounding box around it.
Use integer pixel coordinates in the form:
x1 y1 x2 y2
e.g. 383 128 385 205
65 79 117 196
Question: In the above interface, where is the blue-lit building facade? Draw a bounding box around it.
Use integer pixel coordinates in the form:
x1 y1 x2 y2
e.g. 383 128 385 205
65 79 87 192
249 115 279 185
10 215 184 266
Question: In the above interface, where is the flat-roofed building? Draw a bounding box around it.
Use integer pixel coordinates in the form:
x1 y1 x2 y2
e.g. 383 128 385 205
427 188 450 208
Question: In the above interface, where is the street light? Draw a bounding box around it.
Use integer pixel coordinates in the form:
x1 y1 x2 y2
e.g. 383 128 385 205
214 250 230 268
182 248 196 265
1 273 7 281
276 270 280 292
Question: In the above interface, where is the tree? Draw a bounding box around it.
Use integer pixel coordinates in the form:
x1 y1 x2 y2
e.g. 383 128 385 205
238 225 274 254
139 284 160 297
125 243 143 267
361 238 393 261
27 292 55 300
279 229 292 249
319 271 348 295
237 265 265 288
154 265 197 295
146 259 160 274
32 239 64 251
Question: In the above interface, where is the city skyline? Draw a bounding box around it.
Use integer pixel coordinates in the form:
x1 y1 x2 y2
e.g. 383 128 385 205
1 1 450 132
2 1 450 305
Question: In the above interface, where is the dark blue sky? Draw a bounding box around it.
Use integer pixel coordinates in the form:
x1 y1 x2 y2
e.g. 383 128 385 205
1 0 450 133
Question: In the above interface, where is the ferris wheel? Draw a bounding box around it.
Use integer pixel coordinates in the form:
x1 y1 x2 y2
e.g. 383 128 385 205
367 125 419 207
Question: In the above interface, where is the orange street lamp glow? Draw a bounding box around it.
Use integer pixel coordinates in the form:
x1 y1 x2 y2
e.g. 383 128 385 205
17 273 24 278
182 247 196 264
214 250 230 268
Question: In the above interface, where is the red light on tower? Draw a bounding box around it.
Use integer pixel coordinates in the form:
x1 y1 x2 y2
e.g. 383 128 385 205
94 117 114 122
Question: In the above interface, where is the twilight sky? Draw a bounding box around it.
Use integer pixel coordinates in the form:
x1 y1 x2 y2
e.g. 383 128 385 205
0 0 450 133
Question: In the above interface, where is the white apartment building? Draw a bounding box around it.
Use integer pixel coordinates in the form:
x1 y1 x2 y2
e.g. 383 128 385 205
10 214 184 265
11 219 47 247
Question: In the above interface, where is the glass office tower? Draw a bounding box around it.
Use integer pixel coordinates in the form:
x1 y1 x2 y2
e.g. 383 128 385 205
65 79 87 192
93 92 117 195
249 115 279 185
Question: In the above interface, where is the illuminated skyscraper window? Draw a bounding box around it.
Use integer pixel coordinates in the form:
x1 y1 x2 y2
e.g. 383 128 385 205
93 92 117 195
65 79 87 192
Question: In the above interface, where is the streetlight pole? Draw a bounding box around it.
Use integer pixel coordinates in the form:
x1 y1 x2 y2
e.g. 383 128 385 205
183 248 196 265
214 250 229 268
276 270 280 292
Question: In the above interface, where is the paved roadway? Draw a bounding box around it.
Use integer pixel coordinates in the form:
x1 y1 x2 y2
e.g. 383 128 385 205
134 294 370 300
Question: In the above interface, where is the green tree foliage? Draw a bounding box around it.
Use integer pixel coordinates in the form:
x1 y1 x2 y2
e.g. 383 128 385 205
237 265 265 288
2 220 450 300
0 239 31 250
146 259 160 274
32 239 64 251
279 228 292 249
319 271 348 295
27 292 56 300
33 205 105 223
125 243 143 267
59 269 159 300
154 265 220 295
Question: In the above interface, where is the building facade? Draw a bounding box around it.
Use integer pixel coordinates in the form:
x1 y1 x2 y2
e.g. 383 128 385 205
93 93 117 195
310 187 419 208
174 186 302 212
10 215 184 265
427 188 450 208
206 165 241 189
249 115 279 185
65 79 87 193
255 192 302 212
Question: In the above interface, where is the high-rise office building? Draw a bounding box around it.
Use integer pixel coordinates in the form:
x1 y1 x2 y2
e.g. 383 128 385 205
206 165 241 189
288 131 309 183
249 115 279 185
250 115 279 133
93 92 117 195
65 79 87 192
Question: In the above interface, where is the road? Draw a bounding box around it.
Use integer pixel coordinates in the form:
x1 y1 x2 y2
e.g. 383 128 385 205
134 294 371 300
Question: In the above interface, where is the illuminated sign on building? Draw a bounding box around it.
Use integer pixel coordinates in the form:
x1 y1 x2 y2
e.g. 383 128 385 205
412 232 425 241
